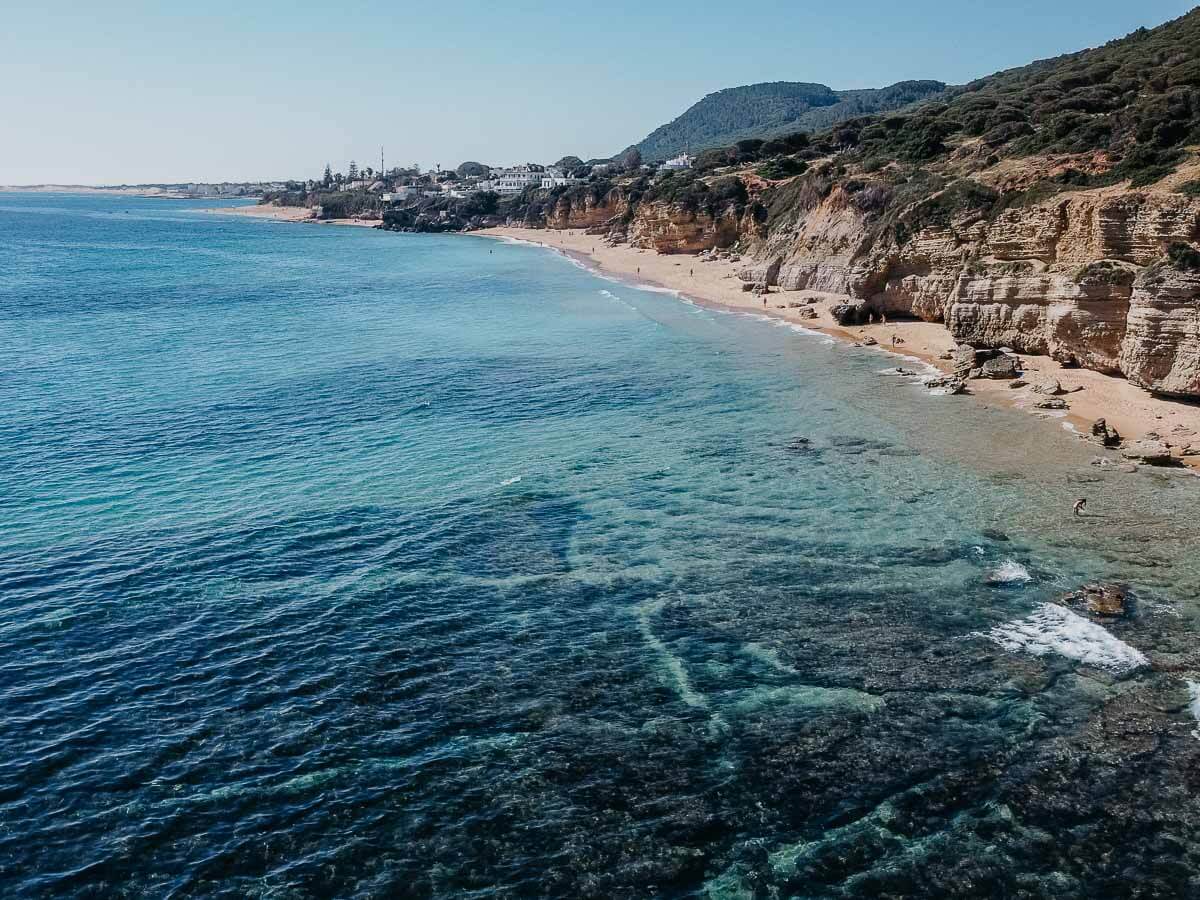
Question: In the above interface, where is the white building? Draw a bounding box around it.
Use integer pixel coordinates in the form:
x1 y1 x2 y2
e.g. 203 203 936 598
540 167 581 189
661 153 694 170
382 187 418 203
489 164 545 195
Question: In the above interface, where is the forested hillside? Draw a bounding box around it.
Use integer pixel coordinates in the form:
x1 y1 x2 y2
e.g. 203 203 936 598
634 80 947 161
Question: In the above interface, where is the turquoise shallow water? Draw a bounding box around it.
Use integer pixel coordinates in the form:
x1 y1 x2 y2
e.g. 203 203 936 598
3 193 1200 897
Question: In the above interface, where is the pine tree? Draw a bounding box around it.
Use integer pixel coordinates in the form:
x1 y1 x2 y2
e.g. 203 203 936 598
348 160 359 181
322 163 332 188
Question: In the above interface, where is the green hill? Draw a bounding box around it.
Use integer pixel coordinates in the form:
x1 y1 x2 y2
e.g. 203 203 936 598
822 9 1200 188
634 80 948 161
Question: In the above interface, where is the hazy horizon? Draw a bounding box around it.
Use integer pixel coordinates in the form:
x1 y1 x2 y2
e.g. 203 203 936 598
4 0 1194 186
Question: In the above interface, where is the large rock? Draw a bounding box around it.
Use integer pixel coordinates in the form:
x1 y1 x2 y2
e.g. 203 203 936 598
1029 377 1063 395
977 353 1020 379
830 302 867 325
1119 439 1174 465
1091 418 1121 447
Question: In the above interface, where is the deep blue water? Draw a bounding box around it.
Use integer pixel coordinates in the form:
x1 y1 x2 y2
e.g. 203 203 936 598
3 193 1200 898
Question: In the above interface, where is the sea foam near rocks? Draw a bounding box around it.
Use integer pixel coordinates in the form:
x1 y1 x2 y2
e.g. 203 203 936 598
986 560 1033 585
980 603 1148 674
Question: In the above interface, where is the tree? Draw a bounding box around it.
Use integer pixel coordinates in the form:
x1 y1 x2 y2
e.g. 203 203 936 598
456 161 489 178
616 146 642 171
348 160 359 181
364 167 374 179
322 163 332 188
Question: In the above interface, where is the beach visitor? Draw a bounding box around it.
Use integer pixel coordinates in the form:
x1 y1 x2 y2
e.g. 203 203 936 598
1073 498 1087 517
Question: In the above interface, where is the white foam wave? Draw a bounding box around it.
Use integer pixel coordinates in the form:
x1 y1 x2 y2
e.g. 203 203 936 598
979 603 1148 674
986 560 1033 585
499 475 522 486
1187 680 1200 738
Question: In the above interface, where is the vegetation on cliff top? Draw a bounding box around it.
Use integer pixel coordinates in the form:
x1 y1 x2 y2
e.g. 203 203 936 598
823 8 1200 189
633 80 947 161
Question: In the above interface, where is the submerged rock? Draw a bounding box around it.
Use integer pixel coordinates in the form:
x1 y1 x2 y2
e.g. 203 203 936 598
1061 583 1131 619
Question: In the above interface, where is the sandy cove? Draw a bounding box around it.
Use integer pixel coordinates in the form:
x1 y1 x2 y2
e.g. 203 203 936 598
204 203 379 227
475 226 1200 466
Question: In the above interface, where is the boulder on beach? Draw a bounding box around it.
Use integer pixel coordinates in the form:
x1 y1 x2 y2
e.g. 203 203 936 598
1034 398 1069 410
1030 378 1063 395
830 302 866 325
977 354 1020 379
926 375 968 394
1091 418 1121 447
1120 439 1174 465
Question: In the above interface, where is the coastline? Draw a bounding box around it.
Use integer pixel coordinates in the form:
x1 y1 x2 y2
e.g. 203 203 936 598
472 226 1200 466
203 203 380 227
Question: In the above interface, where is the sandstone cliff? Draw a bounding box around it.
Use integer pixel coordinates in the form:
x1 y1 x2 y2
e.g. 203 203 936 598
737 177 1200 396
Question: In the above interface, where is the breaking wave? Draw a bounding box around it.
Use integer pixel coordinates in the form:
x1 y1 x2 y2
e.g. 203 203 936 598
978 603 1148 674
986 560 1033 585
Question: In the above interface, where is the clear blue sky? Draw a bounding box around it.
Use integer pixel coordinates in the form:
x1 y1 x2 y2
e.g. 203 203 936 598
3 1 1194 185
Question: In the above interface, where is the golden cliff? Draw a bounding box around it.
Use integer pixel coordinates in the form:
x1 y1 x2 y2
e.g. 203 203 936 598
738 178 1200 397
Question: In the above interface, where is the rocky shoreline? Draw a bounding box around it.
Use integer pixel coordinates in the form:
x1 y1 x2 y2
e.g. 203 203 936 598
474 226 1200 471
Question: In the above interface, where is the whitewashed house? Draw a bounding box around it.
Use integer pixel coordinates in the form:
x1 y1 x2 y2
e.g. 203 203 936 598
489 164 546 194
661 153 694 170
540 167 580 189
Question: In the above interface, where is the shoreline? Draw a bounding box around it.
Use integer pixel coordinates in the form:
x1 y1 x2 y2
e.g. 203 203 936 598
202 203 380 227
472 226 1200 468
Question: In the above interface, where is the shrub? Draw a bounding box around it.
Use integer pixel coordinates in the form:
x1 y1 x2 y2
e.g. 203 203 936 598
1177 180 1200 197
756 157 808 180
1167 242 1200 271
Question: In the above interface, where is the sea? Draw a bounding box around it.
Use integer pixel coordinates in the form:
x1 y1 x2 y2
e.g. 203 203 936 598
3 192 1200 898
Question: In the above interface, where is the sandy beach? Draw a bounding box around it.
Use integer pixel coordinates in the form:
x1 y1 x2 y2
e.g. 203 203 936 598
205 203 380 227
475 226 1200 466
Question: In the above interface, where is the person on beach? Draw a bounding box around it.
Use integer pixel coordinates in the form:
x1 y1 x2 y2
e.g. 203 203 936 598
1073 498 1087 517
881 312 887 326
869 313 875 325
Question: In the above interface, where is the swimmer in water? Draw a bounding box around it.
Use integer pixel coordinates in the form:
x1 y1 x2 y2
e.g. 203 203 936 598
1073 498 1087 517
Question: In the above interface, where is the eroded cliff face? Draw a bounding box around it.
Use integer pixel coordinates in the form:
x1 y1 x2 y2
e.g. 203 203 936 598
741 182 1200 395
543 187 631 231
1121 266 1200 397
626 201 763 254
539 184 764 254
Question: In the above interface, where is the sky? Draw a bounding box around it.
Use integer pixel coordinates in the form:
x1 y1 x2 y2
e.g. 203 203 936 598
2 0 1194 185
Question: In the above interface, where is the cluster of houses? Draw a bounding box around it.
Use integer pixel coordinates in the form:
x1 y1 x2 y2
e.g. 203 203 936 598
185 182 289 198
371 153 696 207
